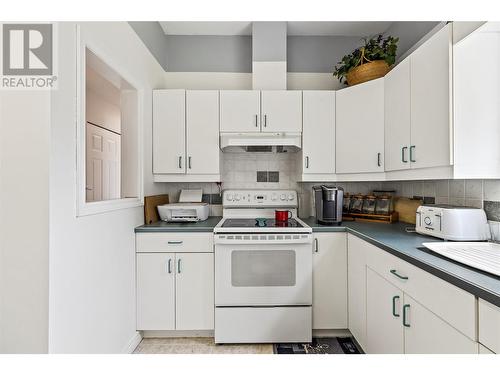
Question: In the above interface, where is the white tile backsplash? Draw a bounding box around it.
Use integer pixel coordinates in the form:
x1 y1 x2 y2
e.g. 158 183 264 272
449 179 465 199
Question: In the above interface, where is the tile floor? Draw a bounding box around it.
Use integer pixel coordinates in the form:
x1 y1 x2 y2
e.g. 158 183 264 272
133 337 274 354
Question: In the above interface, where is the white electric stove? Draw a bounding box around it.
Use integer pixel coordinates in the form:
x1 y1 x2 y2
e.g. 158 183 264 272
214 189 313 344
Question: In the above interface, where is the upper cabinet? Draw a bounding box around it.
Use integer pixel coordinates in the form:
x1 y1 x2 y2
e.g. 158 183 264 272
453 22 500 178
261 91 302 133
220 90 261 133
384 23 453 173
153 89 221 182
301 91 336 179
336 78 385 174
410 23 452 170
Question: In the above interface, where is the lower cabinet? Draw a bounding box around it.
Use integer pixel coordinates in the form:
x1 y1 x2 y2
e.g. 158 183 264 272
347 234 367 348
312 233 348 329
479 298 500 354
137 251 214 331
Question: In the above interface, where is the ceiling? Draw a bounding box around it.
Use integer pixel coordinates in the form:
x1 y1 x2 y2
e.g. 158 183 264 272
159 21 394 36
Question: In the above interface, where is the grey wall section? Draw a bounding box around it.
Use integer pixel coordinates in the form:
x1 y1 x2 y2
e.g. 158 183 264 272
383 21 442 60
287 36 364 73
165 35 252 72
128 22 167 69
252 22 287 62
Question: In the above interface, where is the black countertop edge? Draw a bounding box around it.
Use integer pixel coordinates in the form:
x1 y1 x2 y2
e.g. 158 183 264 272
345 227 500 308
135 216 223 233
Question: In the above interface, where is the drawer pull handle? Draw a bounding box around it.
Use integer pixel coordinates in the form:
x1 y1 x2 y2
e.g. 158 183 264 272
168 241 183 245
390 269 408 280
392 295 400 317
314 238 319 253
177 258 182 273
410 145 416 163
403 304 411 327
255 114 258 127
167 259 172 274
402 146 408 163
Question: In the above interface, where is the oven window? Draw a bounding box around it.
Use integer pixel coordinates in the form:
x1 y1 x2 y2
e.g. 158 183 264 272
231 250 296 287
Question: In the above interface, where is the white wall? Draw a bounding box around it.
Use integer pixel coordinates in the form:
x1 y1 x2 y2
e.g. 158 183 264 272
0 90 50 353
49 22 166 353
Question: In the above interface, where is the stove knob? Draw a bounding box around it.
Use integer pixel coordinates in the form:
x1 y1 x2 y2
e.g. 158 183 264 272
280 194 286 201
234 194 241 201
226 194 233 201
271 194 278 201
288 194 295 201
424 216 432 225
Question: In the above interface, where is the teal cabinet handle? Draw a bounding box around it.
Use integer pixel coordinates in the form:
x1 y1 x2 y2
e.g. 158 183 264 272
390 269 408 280
392 296 400 317
403 304 411 327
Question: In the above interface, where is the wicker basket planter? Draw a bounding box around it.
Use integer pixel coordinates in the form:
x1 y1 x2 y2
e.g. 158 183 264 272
346 60 390 86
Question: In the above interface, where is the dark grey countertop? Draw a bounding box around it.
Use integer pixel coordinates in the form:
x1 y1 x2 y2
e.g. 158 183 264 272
302 217 500 307
135 216 222 232
135 216 500 307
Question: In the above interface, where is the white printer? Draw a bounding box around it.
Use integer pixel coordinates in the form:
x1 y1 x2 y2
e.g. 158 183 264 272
157 189 209 222
416 205 491 241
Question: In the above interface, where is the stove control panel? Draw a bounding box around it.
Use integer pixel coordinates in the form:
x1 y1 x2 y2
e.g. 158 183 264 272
223 190 297 207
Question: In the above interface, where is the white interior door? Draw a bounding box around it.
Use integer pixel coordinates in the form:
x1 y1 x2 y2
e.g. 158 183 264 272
312 233 347 329
410 24 452 169
136 253 176 330
384 58 411 171
366 268 404 354
186 90 220 175
302 91 336 175
175 253 214 330
403 294 478 354
261 91 302 133
220 90 261 132
153 89 186 174
85 122 121 202
336 78 385 173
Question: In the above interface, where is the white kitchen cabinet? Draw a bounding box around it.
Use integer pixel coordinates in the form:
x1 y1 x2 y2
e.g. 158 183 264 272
186 90 220 175
347 234 368 349
403 294 478 354
153 89 185 174
261 91 302 133
336 78 384 174
410 23 452 169
384 58 411 172
220 90 261 133
479 344 495 354
136 233 214 331
312 233 347 329
301 91 336 179
152 89 220 182
366 268 404 353
136 253 176 330
479 298 500 353
175 253 214 330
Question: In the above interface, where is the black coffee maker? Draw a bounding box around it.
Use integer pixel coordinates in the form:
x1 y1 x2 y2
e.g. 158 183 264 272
313 185 344 225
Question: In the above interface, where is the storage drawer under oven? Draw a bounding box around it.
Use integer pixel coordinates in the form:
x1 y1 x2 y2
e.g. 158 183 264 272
215 241 313 306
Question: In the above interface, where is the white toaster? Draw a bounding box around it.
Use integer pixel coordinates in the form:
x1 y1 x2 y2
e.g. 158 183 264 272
416 205 491 241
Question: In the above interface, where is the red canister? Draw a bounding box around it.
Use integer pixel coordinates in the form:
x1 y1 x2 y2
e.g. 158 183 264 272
275 210 292 222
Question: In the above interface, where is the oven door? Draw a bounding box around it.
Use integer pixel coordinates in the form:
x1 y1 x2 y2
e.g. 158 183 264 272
215 234 312 306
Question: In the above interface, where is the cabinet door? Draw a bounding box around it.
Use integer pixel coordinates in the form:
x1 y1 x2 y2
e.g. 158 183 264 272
261 91 302 133
336 78 385 173
479 298 500 354
366 268 404 354
175 253 214 330
403 294 478 354
153 90 185 174
347 234 368 349
384 58 411 171
410 24 452 169
302 91 336 175
186 90 220 175
136 253 175 330
220 90 261 132
312 233 347 329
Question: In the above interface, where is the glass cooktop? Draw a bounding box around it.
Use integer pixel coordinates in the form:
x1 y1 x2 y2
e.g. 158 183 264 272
221 218 305 228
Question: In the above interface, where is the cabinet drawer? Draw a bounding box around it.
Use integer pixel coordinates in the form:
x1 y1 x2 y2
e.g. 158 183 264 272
479 299 500 353
366 242 476 340
136 233 214 253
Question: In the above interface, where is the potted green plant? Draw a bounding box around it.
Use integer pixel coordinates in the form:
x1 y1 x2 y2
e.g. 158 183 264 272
333 34 399 86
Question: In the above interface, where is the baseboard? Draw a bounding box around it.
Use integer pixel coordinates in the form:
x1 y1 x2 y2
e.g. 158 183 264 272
313 329 351 338
122 331 142 353
142 330 214 338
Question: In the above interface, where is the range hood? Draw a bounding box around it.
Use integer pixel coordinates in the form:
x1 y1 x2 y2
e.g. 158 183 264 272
220 132 302 153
